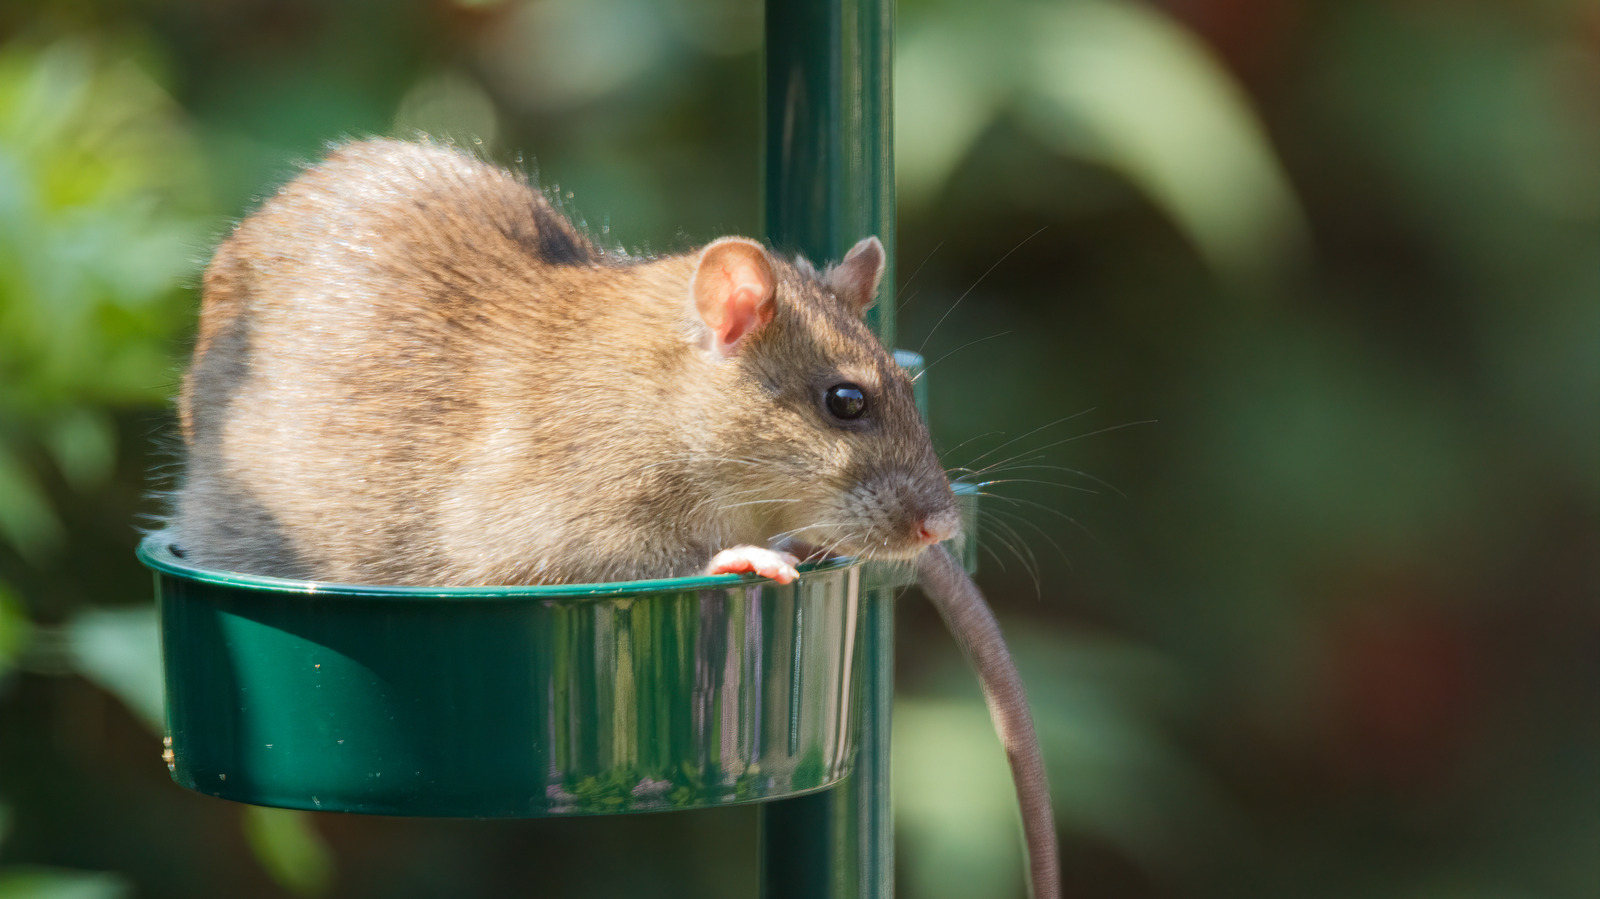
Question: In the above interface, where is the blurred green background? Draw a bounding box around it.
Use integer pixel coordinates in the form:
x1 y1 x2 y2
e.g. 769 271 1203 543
0 0 1595 896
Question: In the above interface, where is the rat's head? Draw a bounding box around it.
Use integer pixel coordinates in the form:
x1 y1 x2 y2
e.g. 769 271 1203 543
688 236 961 562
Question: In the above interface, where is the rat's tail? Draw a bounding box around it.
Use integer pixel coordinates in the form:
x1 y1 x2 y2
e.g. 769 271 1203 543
916 543 1061 899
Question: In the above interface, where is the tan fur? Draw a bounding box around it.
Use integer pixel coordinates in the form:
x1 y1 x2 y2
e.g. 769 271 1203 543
173 139 959 585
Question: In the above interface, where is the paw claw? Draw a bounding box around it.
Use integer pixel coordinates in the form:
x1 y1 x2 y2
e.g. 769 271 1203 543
707 547 801 584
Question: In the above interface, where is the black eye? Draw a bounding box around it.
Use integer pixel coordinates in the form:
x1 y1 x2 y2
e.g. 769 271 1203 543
824 383 868 421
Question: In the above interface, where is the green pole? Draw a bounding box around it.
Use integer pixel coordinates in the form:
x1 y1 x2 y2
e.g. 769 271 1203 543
762 0 896 349
759 1 895 897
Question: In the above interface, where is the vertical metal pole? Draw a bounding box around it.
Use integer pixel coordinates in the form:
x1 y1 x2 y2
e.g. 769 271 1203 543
759 1 895 898
762 0 896 348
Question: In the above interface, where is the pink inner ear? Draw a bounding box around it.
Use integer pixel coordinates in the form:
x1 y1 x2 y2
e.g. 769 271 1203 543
694 238 776 356
719 282 775 346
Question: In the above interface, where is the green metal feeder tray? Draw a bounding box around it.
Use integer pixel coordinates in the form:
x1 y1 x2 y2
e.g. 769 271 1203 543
140 351 975 823
140 539 870 818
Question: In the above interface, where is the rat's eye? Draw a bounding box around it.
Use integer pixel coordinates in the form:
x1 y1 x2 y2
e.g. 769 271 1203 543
824 383 868 421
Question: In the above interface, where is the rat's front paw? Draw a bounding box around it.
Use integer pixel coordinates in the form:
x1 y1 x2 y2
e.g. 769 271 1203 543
706 546 801 584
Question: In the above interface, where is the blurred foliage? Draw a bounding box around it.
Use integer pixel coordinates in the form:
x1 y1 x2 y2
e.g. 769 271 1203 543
0 0 1595 898
241 807 334 897
0 37 204 560
63 607 161 733
0 803 131 899
898 0 1307 292
0 587 27 680
0 869 130 899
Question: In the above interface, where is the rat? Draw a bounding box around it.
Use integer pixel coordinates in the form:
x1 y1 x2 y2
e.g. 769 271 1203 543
170 138 1059 898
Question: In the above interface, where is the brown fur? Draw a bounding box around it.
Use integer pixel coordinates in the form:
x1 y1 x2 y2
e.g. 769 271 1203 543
173 139 959 585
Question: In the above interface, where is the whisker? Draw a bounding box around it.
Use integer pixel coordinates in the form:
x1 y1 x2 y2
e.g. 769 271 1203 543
819 534 859 562
981 514 1042 596
895 240 943 310
976 539 1010 576
974 477 1101 497
769 521 857 547
958 462 1128 499
979 492 1104 548
1003 420 1157 461
912 330 1012 383
638 454 770 472
719 498 802 511
981 507 1071 570
940 430 1008 462
716 485 776 500
958 408 1097 470
916 226 1047 356
953 451 1058 478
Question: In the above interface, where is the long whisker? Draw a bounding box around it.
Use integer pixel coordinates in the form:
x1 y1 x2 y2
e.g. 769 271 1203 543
639 454 770 472
818 533 860 562
769 521 857 546
976 538 1010 576
895 240 943 310
981 514 1042 596
979 492 1104 548
717 485 778 499
1002 420 1158 461
940 430 1008 461
958 408 1097 470
719 498 802 511
917 226 1047 356
974 477 1101 497
982 507 1071 569
954 462 1128 499
912 331 1013 383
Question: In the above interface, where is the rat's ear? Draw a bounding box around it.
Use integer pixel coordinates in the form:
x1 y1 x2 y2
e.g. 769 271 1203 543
826 236 885 316
692 237 777 359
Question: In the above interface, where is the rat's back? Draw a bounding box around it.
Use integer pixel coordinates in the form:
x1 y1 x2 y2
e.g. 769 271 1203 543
174 139 603 582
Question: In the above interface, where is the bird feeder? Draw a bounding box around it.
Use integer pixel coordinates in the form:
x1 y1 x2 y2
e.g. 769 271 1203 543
140 2 969 897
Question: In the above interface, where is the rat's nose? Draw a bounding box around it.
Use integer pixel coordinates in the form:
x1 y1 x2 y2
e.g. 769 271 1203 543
916 507 962 545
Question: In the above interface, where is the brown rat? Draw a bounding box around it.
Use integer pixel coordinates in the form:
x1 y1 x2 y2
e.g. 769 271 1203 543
171 138 1058 897
174 138 960 584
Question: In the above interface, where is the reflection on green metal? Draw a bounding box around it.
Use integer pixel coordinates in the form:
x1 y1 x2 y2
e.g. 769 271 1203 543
143 538 865 817
952 480 982 573
762 0 897 896
764 0 896 350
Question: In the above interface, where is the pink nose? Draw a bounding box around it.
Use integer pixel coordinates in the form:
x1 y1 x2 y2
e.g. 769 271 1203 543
917 512 960 545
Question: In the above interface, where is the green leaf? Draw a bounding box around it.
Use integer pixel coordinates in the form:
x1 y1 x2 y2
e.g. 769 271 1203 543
0 868 131 899
1020 0 1308 290
242 807 335 897
897 0 1307 292
0 585 29 675
0 448 62 560
66 606 163 734
895 20 1005 205
896 627 1235 898
44 408 116 491
0 36 206 562
894 698 1029 899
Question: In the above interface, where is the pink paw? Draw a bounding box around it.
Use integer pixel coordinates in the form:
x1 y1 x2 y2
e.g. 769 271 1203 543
706 546 801 584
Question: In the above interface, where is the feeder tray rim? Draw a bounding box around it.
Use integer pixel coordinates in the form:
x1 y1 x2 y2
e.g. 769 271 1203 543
137 535 860 601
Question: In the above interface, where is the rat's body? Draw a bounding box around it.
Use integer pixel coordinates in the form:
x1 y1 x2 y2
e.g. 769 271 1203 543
175 139 956 585
172 139 1058 897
